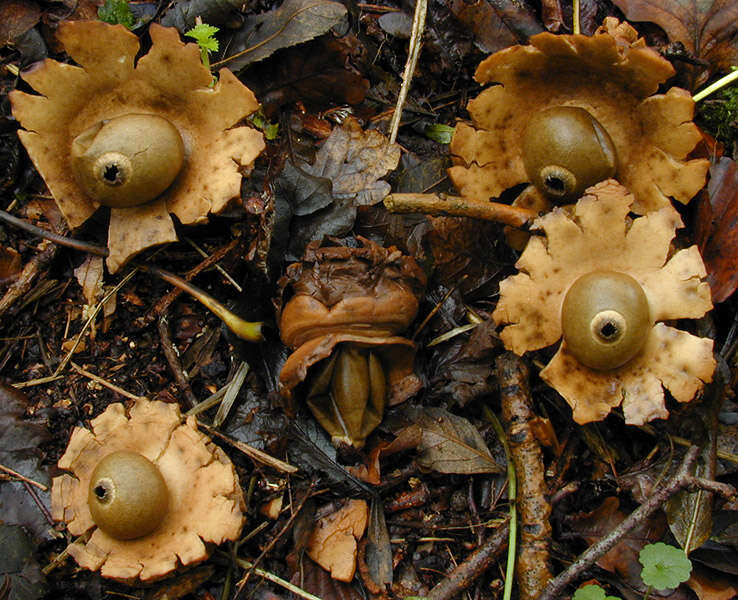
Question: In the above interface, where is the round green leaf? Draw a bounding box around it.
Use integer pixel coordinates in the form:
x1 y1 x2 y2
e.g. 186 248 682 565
639 542 692 590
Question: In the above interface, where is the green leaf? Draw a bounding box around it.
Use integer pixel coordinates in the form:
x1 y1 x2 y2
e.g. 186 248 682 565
639 542 692 590
185 23 220 53
98 0 135 28
424 124 455 144
572 584 620 600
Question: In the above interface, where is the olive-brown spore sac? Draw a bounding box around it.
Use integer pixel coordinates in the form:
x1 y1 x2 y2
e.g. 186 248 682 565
522 106 617 203
561 270 652 370
87 450 169 540
71 114 185 209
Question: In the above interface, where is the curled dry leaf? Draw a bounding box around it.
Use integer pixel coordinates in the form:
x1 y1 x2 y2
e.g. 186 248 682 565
493 179 715 425
51 399 244 582
10 21 264 272
449 18 709 215
307 499 368 582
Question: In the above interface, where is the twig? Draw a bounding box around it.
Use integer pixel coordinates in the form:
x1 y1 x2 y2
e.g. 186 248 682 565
201 425 298 474
157 315 198 409
538 445 730 600
693 69 738 102
235 487 314 594
70 361 147 402
388 0 427 144
426 518 510 600
572 0 580 34
0 463 48 491
234 558 322 600
384 193 536 228
0 240 58 317
183 237 242 292
497 352 552 600
0 209 109 256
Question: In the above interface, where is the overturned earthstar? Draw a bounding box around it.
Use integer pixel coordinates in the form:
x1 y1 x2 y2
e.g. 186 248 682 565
10 20 265 272
492 179 715 425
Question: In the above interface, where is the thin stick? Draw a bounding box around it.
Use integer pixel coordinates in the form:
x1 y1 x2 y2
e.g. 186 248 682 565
693 69 738 102
384 193 536 228
538 446 712 600
0 210 109 256
234 558 322 600
157 315 198 409
388 0 427 144
202 425 298 474
70 362 147 402
0 463 48 491
572 0 580 34
183 237 242 293
426 518 510 600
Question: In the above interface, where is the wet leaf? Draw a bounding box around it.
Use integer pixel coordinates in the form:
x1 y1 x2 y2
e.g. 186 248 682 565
277 117 400 259
365 497 392 587
695 157 738 302
307 499 368 582
159 0 244 30
0 0 40 46
0 524 46 600
224 0 347 71
397 406 503 474
612 0 738 77
0 384 52 542
448 0 541 53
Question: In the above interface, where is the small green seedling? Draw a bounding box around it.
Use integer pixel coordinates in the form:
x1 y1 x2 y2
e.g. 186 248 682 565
98 0 135 29
249 111 280 141
424 124 455 145
185 23 220 70
639 542 692 592
572 583 620 600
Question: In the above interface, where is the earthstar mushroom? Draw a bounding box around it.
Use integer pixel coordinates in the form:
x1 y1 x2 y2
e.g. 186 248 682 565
492 179 715 425
278 237 426 448
51 399 245 581
10 20 265 272
449 18 710 216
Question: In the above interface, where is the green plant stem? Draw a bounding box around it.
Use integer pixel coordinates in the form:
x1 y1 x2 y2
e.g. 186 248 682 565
643 585 652 600
484 405 517 600
693 69 738 102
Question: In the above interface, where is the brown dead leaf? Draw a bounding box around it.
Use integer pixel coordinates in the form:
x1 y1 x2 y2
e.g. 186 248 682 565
397 406 503 474
0 246 21 285
307 499 369 582
74 255 104 307
687 566 738 600
612 0 738 79
695 157 738 302
0 0 40 45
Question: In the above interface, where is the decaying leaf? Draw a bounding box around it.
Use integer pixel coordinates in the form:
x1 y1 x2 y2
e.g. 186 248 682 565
0 524 47 600
0 0 40 46
0 384 51 542
396 406 503 474
612 0 738 80
493 180 715 425
307 499 368 582
224 0 347 71
365 497 393 588
687 566 738 600
278 117 401 259
0 246 22 285
695 157 738 303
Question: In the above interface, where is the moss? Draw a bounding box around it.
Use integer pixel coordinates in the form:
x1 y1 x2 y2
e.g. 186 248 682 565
697 85 738 146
